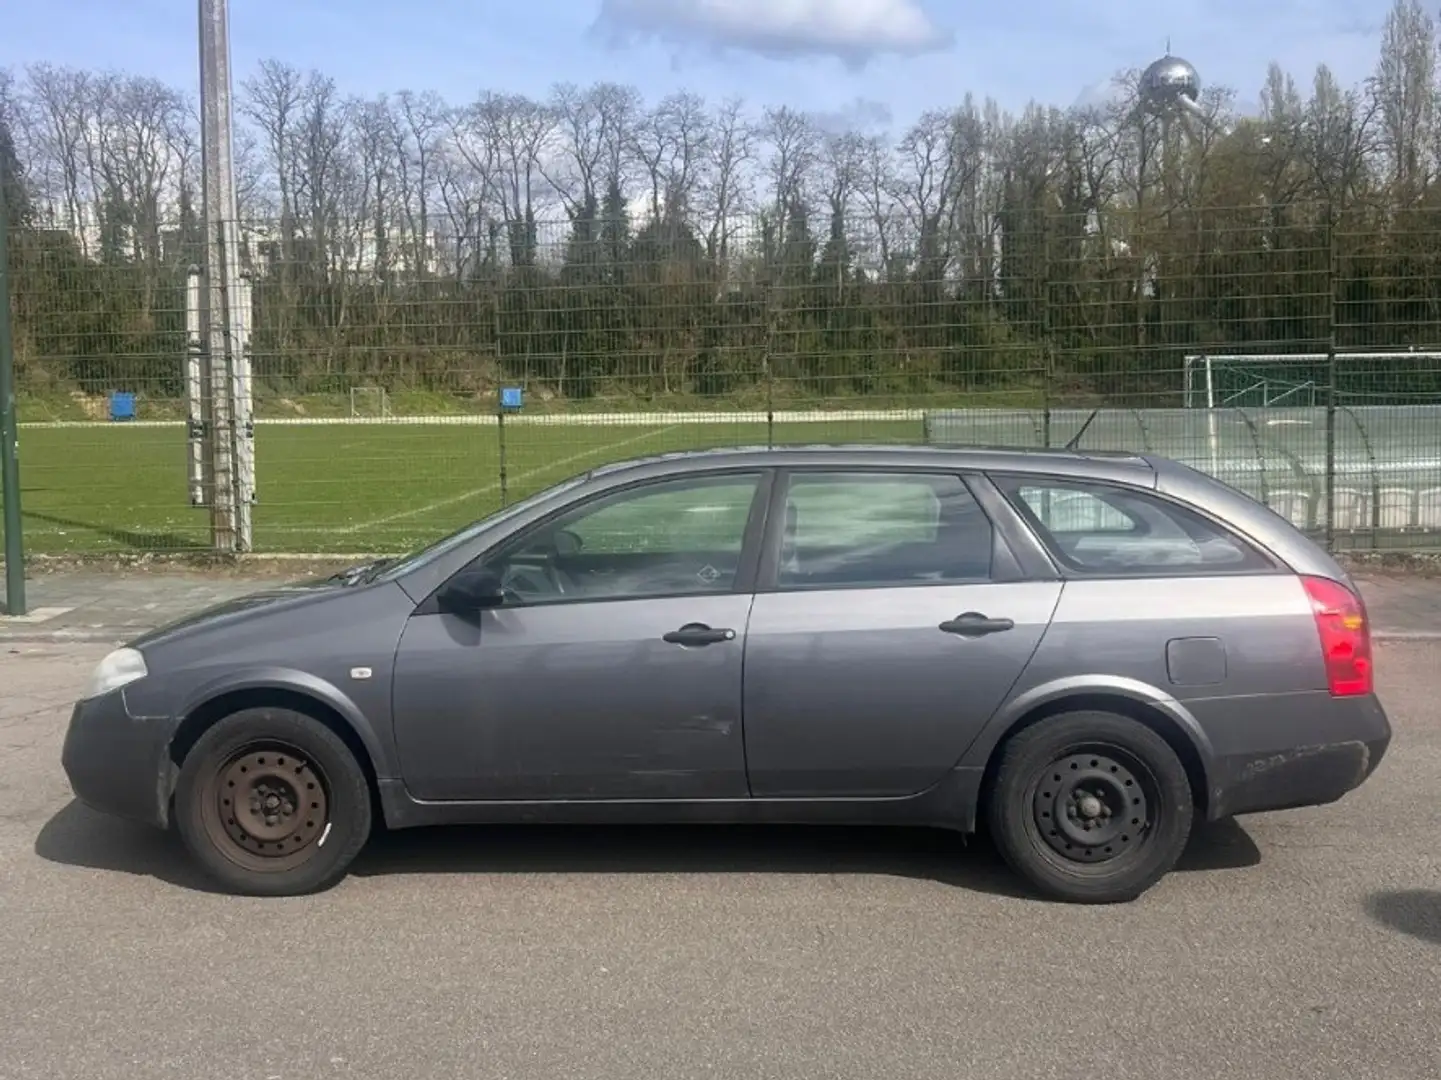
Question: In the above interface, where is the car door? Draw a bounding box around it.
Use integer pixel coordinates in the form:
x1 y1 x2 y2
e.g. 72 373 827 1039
392 470 771 801
741 469 1062 799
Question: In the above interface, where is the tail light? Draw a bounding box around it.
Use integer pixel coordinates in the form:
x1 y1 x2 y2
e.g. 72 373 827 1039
1301 576 1373 697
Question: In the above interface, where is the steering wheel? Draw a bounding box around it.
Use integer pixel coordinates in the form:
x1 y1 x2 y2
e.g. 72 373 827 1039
500 556 571 600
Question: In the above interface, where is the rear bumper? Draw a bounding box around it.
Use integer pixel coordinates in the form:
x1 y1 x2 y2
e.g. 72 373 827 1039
60 690 176 830
1205 692 1391 820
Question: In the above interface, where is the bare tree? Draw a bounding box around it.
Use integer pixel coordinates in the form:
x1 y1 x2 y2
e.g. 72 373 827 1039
541 82 629 221
758 104 819 256
393 89 446 274
349 95 399 278
629 91 710 226
893 106 964 277
464 92 555 267
700 96 754 263
441 102 502 277
240 59 306 250
102 76 189 265
294 71 348 274
858 132 899 274
817 130 864 287
24 64 95 244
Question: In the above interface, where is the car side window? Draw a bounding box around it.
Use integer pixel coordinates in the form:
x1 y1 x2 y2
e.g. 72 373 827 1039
995 476 1271 573
484 472 763 605
775 471 993 589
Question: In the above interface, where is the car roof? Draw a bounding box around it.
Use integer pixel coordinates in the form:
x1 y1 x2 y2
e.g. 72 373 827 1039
586 443 1158 486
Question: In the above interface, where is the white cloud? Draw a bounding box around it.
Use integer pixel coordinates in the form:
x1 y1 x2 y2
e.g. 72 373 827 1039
809 97 894 134
593 0 951 65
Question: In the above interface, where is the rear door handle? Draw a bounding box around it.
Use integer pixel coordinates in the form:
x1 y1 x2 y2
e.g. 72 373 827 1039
939 612 1015 637
663 623 737 646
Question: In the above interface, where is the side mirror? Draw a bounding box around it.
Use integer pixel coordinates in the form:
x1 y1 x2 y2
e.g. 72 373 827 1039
437 566 505 614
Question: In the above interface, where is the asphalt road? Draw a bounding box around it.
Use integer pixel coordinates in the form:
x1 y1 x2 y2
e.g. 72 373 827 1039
2 642 1438 1080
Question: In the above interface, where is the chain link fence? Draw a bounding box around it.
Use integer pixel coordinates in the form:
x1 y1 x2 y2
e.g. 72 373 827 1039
4 205 1441 555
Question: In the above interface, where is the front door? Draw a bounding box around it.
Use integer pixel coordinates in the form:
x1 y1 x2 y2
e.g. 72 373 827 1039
742 469 1062 798
393 471 768 801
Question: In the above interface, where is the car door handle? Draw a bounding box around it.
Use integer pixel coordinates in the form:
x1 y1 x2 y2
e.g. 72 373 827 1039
663 623 737 646
939 612 1016 637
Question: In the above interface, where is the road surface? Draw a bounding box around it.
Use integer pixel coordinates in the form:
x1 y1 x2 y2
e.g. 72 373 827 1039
2 641 1437 1080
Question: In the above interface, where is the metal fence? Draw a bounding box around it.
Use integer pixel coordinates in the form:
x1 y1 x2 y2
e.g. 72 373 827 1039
4 205 1441 556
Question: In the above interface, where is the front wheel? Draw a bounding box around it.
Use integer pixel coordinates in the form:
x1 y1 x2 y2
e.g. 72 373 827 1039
175 707 372 897
986 711 1194 904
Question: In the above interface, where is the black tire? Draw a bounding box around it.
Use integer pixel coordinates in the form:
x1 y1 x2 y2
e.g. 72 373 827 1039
174 707 372 897
986 711 1194 904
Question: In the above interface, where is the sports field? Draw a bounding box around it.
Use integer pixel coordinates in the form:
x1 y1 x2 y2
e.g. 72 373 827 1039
11 403 1441 556
7 414 928 555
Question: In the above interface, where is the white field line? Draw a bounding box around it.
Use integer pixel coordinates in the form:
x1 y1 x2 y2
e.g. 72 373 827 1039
334 423 682 536
17 409 926 430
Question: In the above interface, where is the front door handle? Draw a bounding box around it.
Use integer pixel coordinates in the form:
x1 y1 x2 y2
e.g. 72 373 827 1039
939 612 1016 637
663 623 737 646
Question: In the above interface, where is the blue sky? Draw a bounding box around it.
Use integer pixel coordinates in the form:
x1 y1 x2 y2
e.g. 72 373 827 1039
3 0 1386 127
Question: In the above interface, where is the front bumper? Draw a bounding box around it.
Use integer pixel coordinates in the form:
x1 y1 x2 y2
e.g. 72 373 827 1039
60 689 177 829
1205 692 1391 820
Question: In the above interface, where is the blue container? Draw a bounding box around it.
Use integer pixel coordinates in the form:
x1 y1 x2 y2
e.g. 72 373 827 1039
500 387 523 410
109 391 137 422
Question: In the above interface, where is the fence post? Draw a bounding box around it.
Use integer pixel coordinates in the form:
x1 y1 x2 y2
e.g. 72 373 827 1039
496 406 509 508
764 284 778 448
0 181 24 615
1323 202 1338 553
1041 222 1053 448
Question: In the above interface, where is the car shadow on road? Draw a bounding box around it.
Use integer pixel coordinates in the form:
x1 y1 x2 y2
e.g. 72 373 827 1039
33 801 228 894
1364 890 1441 945
35 799 1262 898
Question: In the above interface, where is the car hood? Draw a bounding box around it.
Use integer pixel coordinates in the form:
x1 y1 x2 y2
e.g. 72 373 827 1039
126 577 350 650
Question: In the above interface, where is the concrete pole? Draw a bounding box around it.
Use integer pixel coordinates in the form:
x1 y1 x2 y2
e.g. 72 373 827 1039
199 0 251 550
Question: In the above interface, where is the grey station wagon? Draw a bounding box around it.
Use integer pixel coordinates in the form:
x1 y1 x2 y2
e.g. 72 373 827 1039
61 445 1390 903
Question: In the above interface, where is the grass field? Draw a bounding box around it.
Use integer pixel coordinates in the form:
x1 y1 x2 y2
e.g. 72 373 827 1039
5 416 929 555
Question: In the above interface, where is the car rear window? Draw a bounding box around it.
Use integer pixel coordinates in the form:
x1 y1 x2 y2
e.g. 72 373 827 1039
777 471 995 588
993 475 1273 574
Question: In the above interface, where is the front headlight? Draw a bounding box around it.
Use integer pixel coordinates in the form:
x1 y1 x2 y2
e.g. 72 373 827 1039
83 647 149 700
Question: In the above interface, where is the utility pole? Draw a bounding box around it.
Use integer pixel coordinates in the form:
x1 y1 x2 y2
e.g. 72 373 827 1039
0 174 24 615
199 0 253 551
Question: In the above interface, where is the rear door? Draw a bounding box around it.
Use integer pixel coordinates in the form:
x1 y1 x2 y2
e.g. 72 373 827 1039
741 469 1062 799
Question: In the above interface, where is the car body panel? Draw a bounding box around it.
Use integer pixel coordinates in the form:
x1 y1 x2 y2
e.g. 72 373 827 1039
120 581 415 778
391 594 755 801
1028 576 1327 700
741 582 1062 797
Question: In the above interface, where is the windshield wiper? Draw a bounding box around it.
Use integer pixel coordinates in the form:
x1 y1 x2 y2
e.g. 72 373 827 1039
326 557 394 586
357 557 396 583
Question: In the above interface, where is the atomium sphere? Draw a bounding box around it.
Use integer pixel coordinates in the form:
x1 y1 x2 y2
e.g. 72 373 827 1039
1139 54 1201 114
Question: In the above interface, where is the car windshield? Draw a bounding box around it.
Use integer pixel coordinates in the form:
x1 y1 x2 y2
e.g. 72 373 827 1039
369 473 592 581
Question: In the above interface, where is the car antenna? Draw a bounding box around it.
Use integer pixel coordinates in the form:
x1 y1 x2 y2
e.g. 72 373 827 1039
1063 408 1100 451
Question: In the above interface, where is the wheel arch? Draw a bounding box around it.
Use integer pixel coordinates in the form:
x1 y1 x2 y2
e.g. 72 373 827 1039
167 679 388 826
972 684 1216 819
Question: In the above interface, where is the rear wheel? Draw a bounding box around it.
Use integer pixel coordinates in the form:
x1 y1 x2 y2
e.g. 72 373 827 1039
175 707 372 897
986 711 1194 903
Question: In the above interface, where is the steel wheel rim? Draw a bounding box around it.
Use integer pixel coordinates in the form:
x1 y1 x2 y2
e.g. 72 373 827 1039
1030 744 1157 867
200 743 331 873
